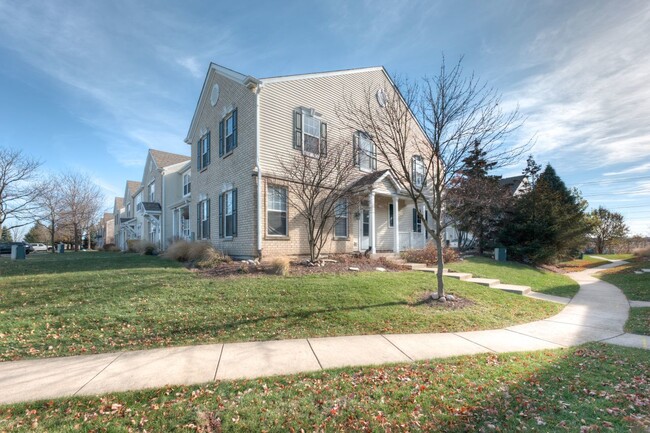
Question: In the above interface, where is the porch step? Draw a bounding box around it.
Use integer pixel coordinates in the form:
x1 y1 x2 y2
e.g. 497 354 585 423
466 277 501 287
491 283 532 295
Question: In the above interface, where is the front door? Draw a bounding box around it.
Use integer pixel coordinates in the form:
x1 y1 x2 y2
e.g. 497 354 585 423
360 209 370 250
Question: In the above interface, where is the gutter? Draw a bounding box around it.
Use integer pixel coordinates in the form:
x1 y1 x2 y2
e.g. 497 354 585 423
255 83 263 258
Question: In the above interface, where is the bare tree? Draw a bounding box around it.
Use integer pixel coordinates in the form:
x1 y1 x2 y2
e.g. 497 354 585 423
59 173 104 251
34 177 64 252
0 148 41 229
590 207 629 254
340 57 528 298
279 141 357 262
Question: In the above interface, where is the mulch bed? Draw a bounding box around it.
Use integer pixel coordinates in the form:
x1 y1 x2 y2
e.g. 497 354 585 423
416 291 474 309
195 254 410 278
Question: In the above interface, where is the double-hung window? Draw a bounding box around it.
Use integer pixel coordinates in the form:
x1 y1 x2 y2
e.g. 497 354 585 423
334 198 348 238
198 132 211 170
183 173 191 196
197 199 210 239
412 208 422 233
412 155 425 188
267 185 287 236
354 132 376 171
219 109 238 157
148 182 155 202
218 189 237 238
294 108 327 157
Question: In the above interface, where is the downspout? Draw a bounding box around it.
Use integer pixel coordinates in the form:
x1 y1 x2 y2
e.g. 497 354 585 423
160 168 165 250
255 84 263 258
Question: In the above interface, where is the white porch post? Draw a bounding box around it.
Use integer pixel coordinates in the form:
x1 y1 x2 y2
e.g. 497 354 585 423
393 195 400 253
369 191 376 254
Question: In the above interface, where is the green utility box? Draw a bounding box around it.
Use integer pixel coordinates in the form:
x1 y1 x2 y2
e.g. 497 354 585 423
11 244 26 260
494 247 507 262
57 244 65 254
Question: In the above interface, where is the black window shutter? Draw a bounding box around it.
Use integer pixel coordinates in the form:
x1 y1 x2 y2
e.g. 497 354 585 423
197 140 201 170
412 208 417 232
232 109 238 150
352 133 359 166
218 194 224 238
206 132 211 165
219 119 224 157
425 210 428 239
206 199 211 239
232 188 238 236
293 110 302 149
411 157 416 182
197 203 201 238
320 122 327 156
372 142 377 170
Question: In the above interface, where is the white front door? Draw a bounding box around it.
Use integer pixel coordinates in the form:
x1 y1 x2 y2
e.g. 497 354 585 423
360 209 370 250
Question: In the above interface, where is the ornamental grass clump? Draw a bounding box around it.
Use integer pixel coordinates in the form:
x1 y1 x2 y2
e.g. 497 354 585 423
268 256 291 276
163 240 230 268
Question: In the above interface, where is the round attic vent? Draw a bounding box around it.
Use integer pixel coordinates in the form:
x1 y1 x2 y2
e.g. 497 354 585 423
210 83 220 107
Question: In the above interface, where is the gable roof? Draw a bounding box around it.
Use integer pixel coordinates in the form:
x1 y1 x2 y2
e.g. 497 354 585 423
260 66 383 84
149 149 190 169
499 175 527 194
114 197 124 212
348 170 403 194
126 180 141 198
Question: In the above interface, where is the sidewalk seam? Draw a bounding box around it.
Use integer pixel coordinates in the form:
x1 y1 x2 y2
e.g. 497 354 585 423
380 335 414 361
213 344 225 381
453 333 497 353
306 339 323 370
73 352 124 396
503 328 568 348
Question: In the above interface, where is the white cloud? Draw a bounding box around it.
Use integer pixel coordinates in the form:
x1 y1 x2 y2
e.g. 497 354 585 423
604 162 650 176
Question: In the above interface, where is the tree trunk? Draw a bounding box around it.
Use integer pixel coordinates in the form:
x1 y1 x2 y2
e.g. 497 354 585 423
435 228 445 298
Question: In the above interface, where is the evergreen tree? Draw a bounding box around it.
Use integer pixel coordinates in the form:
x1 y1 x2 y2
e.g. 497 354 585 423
447 140 510 253
24 221 49 243
500 161 590 264
0 226 13 242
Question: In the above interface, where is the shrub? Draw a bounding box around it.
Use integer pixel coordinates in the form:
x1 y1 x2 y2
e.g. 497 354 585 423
163 240 230 267
268 256 291 276
126 240 158 255
126 239 139 253
633 246 650 258
102 243 120 252
401 243 460 265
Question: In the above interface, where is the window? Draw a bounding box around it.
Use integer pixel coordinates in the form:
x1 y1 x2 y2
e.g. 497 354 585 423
294 109 327 156
412 155 425 188
149 218 158 242
126 203 131 217
267 185 287 236
334 198 348 238
197 199 210 239
198 132 211 170
389 203 394 228
354 132 376 171
219 109 238 157
412 208 422 233
218 189 237 238
148 182 155 202
183 173 191 196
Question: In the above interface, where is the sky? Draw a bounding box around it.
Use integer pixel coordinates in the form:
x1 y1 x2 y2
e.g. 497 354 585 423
0 0 648 235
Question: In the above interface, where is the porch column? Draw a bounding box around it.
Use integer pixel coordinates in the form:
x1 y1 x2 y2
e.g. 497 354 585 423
369 191 376 254
393 195 400 253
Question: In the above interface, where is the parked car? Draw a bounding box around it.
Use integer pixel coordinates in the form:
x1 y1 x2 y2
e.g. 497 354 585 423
0 241 34 255
29 243 49 252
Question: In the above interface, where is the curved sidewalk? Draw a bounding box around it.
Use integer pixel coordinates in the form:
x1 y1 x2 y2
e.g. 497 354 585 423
0 261 647 405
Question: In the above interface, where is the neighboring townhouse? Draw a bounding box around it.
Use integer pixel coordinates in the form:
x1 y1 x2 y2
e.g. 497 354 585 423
166 161 192 245
499 175 529 196
184 63 433 259
137 149 191 249
96 212 115 248
115 180 142 250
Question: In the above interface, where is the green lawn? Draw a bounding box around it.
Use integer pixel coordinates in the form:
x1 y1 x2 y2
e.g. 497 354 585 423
626 308 650 335
587 253 635 260
597 259 650 301
447 257 580 298
0 253 562 361
0 344 647 432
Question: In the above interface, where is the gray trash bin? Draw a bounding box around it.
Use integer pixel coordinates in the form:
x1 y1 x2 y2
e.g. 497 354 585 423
57 244 65 254
11 244 26 260
494 247 507 262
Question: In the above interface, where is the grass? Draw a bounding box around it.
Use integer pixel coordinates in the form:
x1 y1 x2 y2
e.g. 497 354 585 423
0 253 562 361
597 257 650 301
587 253 635 260
447 256 580 298
0 344 648 431
626 308 650 335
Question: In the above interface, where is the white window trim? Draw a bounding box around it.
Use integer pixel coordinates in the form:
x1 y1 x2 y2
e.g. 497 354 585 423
224 111 235 154
301 109 322 158
334 198 348 238
200 200 210 240
358 133 375 173
267 185 288 237
200 132 210 169
223 190 234 239
148 181 155 202
182 172 191 197
413 155 425 188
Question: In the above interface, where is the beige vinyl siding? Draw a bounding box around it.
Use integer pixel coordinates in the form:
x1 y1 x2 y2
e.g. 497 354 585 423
187 68 258 258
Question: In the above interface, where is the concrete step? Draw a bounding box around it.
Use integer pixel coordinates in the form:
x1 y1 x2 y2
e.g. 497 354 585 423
466 277 501 287
440 271 473 281
404 262 429 270
492 283 531 295
418 268 449 273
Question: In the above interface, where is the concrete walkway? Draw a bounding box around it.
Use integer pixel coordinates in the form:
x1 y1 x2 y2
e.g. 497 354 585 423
0 261 648 405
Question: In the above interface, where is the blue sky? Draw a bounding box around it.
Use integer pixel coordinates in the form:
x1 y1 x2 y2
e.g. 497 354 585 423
1 0 648 234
